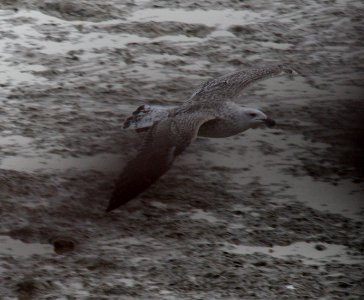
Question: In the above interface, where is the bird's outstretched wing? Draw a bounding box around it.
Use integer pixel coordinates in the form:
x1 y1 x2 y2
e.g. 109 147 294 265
106 112 216 212
188 64 296 105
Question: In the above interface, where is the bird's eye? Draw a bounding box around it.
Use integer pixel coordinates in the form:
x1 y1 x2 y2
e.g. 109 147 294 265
249 113 257 117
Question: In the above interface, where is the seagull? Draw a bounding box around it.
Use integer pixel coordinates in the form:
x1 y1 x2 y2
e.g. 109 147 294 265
106 64 296 212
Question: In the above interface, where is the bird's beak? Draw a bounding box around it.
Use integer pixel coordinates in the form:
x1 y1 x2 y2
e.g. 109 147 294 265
263 118 276 128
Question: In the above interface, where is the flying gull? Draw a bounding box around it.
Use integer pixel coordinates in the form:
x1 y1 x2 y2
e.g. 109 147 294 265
106 64 296 212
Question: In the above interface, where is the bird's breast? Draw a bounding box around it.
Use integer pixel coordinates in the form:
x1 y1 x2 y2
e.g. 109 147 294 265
197 118 249 138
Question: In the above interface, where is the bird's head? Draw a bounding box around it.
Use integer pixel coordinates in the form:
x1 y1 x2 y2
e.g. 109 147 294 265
243 108 276 129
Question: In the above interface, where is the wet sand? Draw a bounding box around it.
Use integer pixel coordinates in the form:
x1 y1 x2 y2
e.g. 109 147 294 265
0 0 363 299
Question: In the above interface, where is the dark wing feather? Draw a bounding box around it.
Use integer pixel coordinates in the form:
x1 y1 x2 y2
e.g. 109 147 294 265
106 112 215 212
188 64 296 105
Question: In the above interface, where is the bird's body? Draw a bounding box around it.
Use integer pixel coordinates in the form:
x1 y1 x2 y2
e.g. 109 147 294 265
107 64 296 212
125 102 264 138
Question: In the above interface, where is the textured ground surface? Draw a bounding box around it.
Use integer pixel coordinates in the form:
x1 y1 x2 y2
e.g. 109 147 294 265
0 0 363 299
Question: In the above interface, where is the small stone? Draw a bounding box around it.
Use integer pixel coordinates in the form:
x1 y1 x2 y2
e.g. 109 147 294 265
315 244 327 251
338 282 351 288
53 239 75 254
253 261 267 267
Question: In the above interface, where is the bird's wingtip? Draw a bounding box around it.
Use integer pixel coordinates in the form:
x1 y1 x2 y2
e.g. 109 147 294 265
105 206 113 213
278 63 300 76
105 205 114 213
105 196 120 212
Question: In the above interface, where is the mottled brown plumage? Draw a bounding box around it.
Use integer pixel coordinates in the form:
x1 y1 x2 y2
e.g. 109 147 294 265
106 113 215 212
107 64 296 211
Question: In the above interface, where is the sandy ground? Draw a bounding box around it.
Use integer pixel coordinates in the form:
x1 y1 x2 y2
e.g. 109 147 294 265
0 0 363 299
